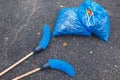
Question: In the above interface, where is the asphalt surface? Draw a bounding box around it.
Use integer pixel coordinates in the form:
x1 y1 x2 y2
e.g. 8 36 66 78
0 0 120 80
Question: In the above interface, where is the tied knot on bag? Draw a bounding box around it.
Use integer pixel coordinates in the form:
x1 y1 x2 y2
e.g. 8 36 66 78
85 0 93 16
87 8 92 16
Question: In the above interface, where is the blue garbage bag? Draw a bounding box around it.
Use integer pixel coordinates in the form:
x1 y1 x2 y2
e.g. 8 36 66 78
52 7 91 37
52 0 110 42
79 0 110 41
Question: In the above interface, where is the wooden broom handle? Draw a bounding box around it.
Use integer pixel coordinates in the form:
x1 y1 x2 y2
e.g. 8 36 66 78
12 68 40 80
0 52 34 76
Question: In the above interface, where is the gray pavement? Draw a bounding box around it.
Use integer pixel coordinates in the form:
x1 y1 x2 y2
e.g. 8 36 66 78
0 0 120 80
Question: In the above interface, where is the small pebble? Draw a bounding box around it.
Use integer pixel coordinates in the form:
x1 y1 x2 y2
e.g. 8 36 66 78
5 37 9 40
60 5 64 8
63 43 68 47
90 51 93 54
114 65 118 68
37 32 41 35
110 46 113 49
104 70 109 73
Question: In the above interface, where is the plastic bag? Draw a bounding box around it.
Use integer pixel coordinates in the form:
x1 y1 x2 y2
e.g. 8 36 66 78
79 0 110 41
52 7 91 37
52 0 110 42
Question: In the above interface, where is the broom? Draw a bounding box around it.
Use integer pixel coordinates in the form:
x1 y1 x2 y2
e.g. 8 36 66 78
12 59 76 80
0 24 51 76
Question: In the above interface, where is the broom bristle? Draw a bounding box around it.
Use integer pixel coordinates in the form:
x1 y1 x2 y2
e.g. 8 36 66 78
39 24 51 49
48 59 76 77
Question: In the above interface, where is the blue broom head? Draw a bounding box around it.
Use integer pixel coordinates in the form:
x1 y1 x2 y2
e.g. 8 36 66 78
39 24 51 49
48 59 76 77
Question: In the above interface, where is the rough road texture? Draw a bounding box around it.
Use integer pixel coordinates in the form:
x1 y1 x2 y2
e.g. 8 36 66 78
0 0 120 80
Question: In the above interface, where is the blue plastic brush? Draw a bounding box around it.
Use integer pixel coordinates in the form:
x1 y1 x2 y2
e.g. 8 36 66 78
43 59 76 77
34 24 51 53
0 24 51 76
12 59 76 80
